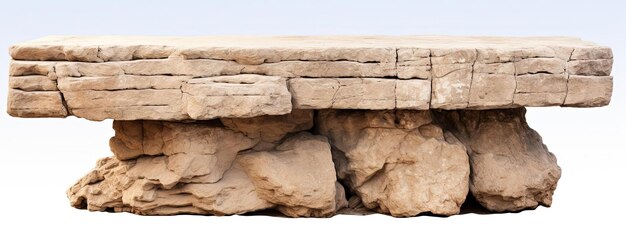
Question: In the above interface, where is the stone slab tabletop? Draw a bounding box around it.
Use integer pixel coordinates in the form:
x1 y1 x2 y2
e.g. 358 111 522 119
7 36 613 121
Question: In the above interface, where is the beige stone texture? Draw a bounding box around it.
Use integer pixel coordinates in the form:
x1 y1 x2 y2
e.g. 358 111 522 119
9 75 58 91
397 48 431 79
7 89 67 117
514 58 565 75
7 36 614 119
513 93 567 107
68 107 568 217
317 110 469 217
430 63 473 109
68 156 274 215
513 74 567 106
468 73 516 108
289 78 396 110
220 109 313 150
567 59 613 76
395 80 430 109
9 60 57 78
8 36 613 218
42 74 291 121
70 116 344 217
434 108 561 212
564 76 613 107
182 75 292 119
238 132 344 217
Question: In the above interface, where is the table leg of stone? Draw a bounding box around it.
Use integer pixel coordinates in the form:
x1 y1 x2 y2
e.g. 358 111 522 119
68 108 560 217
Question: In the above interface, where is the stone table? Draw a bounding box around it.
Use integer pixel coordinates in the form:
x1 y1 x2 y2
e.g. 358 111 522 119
7 36 613 217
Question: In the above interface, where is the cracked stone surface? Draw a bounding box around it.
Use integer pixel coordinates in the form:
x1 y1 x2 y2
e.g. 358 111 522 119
238 132 345 217
67 108 564 217
6 36 613 218
69 118 345 217
317 110 470 217
434 108 561 212
7 36 613 120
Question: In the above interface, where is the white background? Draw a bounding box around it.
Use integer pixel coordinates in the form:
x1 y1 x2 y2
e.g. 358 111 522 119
0 0 624 238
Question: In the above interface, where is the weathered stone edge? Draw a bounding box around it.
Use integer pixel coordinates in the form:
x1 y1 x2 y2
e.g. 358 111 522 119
7 46 613 120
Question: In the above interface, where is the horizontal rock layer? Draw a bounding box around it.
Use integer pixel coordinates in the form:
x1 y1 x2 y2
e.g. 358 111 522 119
8 36 613 120
69 108 561 217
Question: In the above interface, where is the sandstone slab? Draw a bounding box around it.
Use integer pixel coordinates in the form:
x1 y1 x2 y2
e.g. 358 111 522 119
7 36 613 120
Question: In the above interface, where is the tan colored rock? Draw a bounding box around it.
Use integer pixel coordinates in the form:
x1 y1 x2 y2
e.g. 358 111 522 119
110 120 258 184
9 60 57 78
57 75 187 91
160 123 258 183
289 78 396 109
513 74 567 106
515 73 567 94
109 121 144 160
6 36 614 120
431 48 477 64
63 89 187 121
7 89 67 117
564 76 613 107
182 75 292 119
67 156 274 215
514 58 565 75
238 133 344 217
288 78 337 109
55 73 189 121
468 73 516 108
571 47 612 60
9 36 615 218
567 59 613 76
430 63 473 109
53 59 396 78
52 74 292 121
220 109 313 150
55 62 125 77
476 48 517 64
434 108 561 212
179 47 397 64
126 156 183 189
397 48 431 79
125 162 273 215
8 36 607 62
513 93 566 106
9 76 58 91
474 62 515 74
71 120 346 217
395 80 430 109
317 110 469 216
429 48 477 110
247 61 396 78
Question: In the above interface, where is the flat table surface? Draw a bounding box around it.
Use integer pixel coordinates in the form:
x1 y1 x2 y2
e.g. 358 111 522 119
12 35 602 49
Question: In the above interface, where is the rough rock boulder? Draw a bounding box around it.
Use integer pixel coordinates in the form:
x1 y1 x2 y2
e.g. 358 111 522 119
434 108 561 212
69 117 345 217
317 110 470 216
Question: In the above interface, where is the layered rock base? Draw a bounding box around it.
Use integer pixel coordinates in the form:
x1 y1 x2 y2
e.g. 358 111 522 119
68 108 560 217
7 36 612 217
